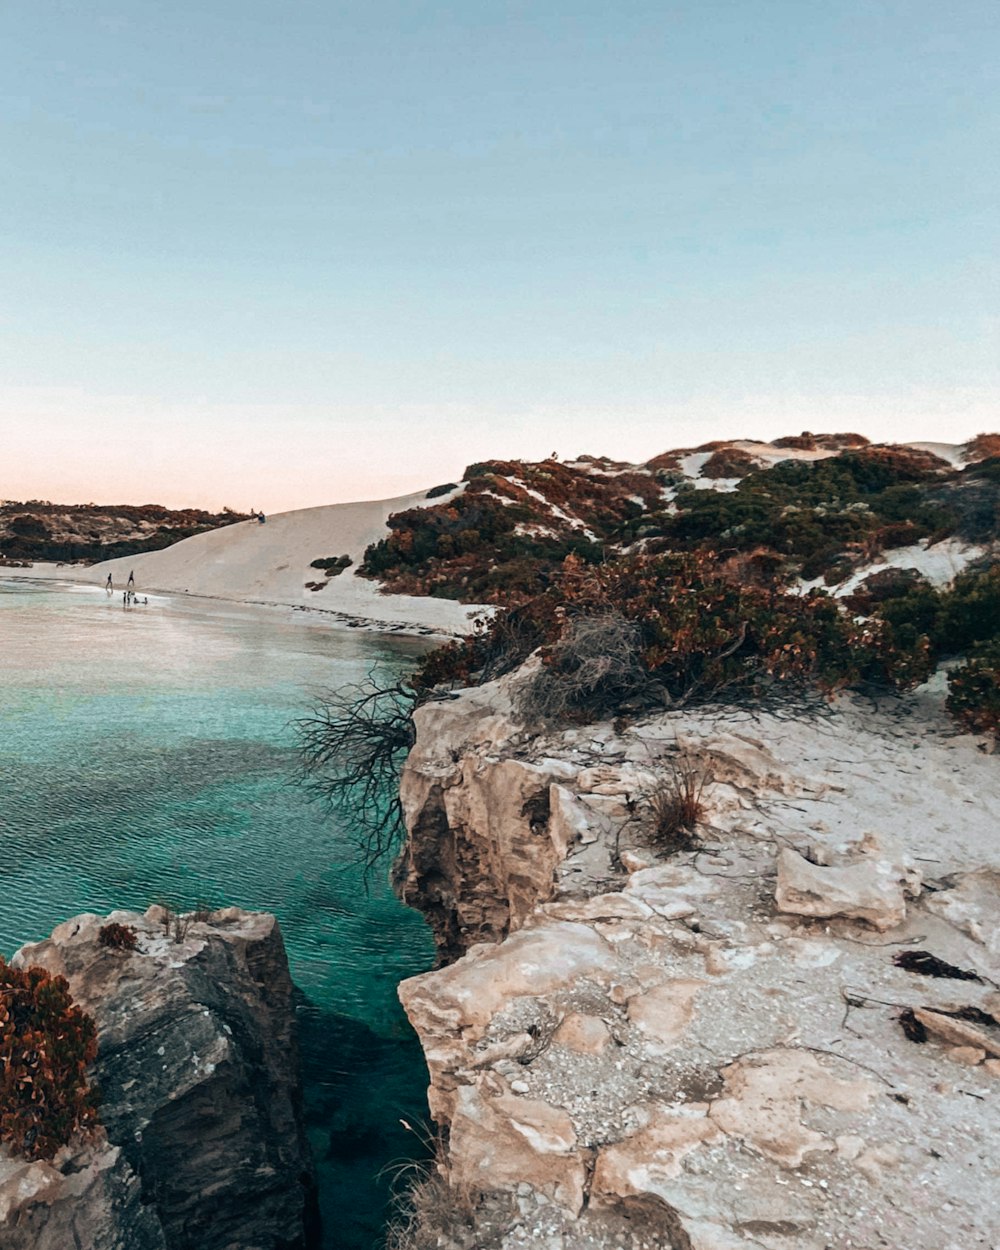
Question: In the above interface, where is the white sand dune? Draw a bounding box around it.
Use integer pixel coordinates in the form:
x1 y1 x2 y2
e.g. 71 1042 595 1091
9 487 480 635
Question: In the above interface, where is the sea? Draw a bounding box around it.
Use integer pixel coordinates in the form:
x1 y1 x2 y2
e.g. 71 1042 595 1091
0 577 436 1249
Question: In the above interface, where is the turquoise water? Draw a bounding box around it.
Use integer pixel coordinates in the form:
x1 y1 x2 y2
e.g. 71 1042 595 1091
0 579 436 1249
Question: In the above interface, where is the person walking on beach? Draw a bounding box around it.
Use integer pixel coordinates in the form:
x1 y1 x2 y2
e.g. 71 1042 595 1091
127 569 135 589
105 573 113 593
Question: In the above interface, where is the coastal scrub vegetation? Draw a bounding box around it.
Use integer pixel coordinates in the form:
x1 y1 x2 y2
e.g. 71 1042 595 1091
414 555 1000 735
0 959 99 1161
946 642 1000 736
301 436 1000 871
0 501 249 564
357 439 1000 605
414 550 935 720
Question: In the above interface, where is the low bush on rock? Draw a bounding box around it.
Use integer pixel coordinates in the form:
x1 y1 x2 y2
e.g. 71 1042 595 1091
98 921 138 951
0 959 99 1160
518 612 648 723
946 643 1000 736
416 550 934 720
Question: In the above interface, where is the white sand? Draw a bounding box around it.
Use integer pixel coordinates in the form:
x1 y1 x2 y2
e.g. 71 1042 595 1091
2 440 978 629
4 487 482 636
793 536 985 597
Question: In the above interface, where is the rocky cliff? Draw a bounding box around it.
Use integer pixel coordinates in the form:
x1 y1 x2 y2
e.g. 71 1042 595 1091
396 675 1000 1249
1 906 318 1250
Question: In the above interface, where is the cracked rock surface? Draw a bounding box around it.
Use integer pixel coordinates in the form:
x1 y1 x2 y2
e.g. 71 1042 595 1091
397 678 1000 1249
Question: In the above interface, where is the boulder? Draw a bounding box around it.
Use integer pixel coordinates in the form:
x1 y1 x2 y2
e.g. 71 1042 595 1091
8 907 317 1250
775 836 919 931
0 1138 166 1250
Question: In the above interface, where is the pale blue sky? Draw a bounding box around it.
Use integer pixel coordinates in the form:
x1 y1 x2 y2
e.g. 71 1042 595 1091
2 1 998 509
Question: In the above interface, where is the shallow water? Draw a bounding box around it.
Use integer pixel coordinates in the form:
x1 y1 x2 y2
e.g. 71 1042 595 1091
0 579 436 1248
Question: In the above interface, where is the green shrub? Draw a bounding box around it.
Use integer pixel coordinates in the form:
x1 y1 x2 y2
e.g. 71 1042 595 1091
309 554 353 579
0 960 99 1160
936 565 1000 653
947 642 1000 736
876 565 1000 659
416 550 933 717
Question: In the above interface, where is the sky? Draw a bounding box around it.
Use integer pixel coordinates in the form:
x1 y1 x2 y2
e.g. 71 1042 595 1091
1 1 998 511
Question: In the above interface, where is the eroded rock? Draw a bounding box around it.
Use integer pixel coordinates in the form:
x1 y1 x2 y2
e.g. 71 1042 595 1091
707 1049 874 1167
7 907 317 1250
396 686 1000 1250
448 1083 588 1215
626 980 705 1050
774 838 918 931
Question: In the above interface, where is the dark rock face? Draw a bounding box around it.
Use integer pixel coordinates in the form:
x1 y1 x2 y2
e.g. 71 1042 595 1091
0 1137 167 1250
4 906 319 1250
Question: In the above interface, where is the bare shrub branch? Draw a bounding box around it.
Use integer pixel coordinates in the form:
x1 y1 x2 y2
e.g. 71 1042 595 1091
294 671 418 873
517 612 648 724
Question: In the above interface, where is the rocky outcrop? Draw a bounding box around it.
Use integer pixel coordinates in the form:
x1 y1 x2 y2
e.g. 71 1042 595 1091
774 832 922 931
0 1137 167 1250
395 677 584 961
397 686 1000 1250
2 907 318 1250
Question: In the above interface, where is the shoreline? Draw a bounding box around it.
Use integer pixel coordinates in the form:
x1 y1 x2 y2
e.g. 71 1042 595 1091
0 568 472 640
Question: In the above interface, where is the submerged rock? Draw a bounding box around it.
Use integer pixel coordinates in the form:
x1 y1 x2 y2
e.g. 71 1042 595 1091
3 907 318 1250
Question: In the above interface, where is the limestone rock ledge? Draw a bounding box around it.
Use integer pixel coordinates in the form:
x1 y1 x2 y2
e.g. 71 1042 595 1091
397 683 1000 1250
2 907 318 1250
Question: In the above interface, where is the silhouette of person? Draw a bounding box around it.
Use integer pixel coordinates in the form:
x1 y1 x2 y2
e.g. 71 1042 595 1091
127 569 135 588
106 573 113 593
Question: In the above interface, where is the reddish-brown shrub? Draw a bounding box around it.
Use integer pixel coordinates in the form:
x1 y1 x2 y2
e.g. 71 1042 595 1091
98 922 138 951
416 550 934 715
772 432 818 450
964 433 1000 464
700 448 761 479
0 959 99 1160
644 450 683 473
812 432 870 450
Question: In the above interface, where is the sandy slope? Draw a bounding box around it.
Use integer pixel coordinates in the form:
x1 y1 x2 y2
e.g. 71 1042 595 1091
7 487 480 635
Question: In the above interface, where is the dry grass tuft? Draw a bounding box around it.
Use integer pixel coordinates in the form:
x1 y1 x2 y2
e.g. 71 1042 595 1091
381 1120 499 1250
384 1170 485 1250
644 755 711 854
